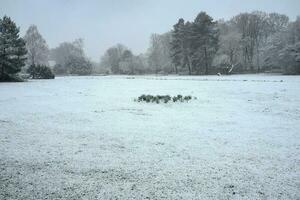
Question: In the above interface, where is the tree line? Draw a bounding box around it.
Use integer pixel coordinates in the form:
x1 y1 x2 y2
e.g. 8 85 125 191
1 11 300 82
0 16 93 81
100 11 300 75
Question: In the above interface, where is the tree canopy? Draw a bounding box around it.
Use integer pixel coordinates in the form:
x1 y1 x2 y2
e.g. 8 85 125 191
0 16 27 81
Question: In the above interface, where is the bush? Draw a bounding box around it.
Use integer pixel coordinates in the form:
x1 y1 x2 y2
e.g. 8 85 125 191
27 64 55 79
136 94 194 104
53 64 68 75
67 56 93 75
0 73 24 82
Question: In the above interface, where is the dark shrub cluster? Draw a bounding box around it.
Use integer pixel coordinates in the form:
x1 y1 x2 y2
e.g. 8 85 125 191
136 94 194 103
172 95 193 102
27 64 55 79
0 74 24 82
53 64 68 75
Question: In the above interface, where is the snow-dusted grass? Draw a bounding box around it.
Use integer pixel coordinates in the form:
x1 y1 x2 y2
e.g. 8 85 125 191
0 75 299 199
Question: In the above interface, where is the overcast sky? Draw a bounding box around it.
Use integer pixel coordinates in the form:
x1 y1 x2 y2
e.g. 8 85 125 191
1 0 299 62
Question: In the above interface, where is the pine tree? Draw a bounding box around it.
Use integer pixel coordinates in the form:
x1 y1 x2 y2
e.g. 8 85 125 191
182 21 194 75
190 12 219 75
170 19 194 75
0 16 27 81
27 64 55 79
170 19 185 74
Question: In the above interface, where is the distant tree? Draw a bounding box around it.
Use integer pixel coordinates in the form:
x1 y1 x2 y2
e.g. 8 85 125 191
170 18 193 75
279 42 300 74
261 30 288 71
102 44 127 74
260 15 296 72
133 53 149 74
159 32 174 74
121 49 133 60
106 47 120 73
231 11 273 72
53 64 67 75
267 13 289 35
276 18 300 74
99 55 112 74
215 30 241 72
287 16 300 44
182 22 196 75
148 34 162 74
101 44 151 75
120 49 134 74
170 19 183 74
51 39 85 67
170 13 219 75
148 32 173 74
66 55 92 75
51 38 92 75
24 25 49 66
0 16 27 81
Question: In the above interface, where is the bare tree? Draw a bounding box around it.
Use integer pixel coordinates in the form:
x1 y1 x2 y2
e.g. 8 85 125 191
24 25 49 66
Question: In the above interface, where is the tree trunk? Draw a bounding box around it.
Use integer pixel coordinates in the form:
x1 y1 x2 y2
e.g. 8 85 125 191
1 48 6 79
230 50 234 66
130 62 134 75
204 47 208 75
31 54 35 66
187 56 192 75
174 64 178 74
0 65 3 79
244 47 248 71
256 45 260 73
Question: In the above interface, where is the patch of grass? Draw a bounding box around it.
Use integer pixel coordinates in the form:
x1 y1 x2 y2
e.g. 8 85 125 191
135 94 195 103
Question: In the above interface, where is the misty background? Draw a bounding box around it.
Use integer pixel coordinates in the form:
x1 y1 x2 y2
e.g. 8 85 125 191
1 0 299 61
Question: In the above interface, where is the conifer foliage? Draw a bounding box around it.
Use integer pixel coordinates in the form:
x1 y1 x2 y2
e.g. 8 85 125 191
170 12 219 75
27 64 55 79
0 16 27 81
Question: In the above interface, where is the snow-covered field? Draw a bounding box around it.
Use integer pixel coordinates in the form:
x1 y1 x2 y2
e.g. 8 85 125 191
0 75 299 200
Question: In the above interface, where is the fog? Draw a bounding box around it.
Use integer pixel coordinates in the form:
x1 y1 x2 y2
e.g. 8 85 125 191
1 0 299 61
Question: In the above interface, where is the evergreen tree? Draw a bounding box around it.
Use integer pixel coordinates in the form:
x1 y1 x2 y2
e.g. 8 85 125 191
170 19 185 74
182 21 194 75
190 12 219 74
170 19 193 74
0 16 27 81
27 64 55 79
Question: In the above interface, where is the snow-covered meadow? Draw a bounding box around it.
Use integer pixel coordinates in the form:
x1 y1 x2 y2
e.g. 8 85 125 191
0 75 300 199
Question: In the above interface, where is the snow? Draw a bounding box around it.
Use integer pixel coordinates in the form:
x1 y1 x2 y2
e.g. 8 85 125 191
0 75 300 199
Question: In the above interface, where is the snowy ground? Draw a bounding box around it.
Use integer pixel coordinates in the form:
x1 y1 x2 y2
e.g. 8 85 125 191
0 75 299 200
